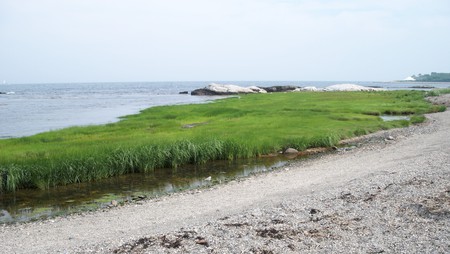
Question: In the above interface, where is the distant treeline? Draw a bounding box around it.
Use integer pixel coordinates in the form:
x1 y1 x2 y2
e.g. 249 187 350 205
412 72 450 82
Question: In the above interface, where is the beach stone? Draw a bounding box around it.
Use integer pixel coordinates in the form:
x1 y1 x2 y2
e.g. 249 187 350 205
284 148 299 154
195 237 209 246
111 200 118 207
386 136 395 141
309 208 320 215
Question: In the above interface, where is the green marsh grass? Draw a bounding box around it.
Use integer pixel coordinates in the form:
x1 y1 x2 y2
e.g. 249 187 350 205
0 90 443 191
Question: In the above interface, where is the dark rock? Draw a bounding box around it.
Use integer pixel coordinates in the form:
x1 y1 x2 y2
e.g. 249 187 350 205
309 208 320 215
160 235 182 248
178 230 197 239
191 88 225 96
0 92 6 94
224 222 250 227
256 228 284 239
195 237 209 246
368 248 385 254
271 219 284 224
258 86 298 93
250 247 275 254
363 193 378 202
179 91 189 94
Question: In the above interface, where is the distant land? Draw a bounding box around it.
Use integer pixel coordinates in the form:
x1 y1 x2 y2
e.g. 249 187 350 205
403 72 450 82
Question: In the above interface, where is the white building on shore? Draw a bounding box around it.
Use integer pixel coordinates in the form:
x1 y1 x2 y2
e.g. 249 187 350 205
403 76 416 81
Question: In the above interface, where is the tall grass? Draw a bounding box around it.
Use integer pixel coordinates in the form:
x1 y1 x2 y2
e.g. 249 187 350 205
0 90 442 192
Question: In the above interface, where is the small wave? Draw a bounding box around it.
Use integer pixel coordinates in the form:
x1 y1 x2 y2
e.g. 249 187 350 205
6 91 15 95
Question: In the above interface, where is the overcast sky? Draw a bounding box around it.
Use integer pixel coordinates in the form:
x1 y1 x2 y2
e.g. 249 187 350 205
1 0 449 84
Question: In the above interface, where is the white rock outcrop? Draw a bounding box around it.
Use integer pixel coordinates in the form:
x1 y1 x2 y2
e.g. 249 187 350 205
207 83 257 94
323 84 383 92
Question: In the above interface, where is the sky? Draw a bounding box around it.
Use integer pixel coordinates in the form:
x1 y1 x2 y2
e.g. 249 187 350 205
1 0 449 84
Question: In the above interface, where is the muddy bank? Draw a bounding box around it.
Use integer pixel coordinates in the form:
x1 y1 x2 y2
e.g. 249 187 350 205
1 97 449 253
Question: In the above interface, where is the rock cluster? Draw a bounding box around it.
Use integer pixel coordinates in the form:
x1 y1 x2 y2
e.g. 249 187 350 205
191 83 383 95
191 83 297 95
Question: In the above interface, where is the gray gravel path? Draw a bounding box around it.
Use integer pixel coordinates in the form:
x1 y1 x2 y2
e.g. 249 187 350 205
1 99 449 254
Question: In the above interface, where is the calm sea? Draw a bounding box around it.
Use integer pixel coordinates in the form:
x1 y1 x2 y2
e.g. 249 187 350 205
1 81 448 138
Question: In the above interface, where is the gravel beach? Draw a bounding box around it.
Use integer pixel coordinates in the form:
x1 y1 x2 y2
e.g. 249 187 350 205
1 95 449 253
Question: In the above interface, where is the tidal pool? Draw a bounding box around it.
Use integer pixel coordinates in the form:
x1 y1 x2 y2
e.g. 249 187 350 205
0 156 290 223
380 115 411 121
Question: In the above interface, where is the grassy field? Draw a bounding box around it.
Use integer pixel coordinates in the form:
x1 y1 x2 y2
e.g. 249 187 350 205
0 90 445 192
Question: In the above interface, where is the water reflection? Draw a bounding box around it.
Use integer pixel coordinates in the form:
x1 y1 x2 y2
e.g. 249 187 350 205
380 115 411 121
0 156 288 223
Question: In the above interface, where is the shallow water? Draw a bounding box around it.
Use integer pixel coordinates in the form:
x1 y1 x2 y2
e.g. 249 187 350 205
0 82 220 138
380 115 411 121
0 156 290 223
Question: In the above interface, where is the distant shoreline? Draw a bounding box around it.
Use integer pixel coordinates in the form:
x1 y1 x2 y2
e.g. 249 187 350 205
391 81 450 84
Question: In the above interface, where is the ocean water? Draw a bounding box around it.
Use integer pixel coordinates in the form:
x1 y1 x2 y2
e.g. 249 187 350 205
1 81 448 138
0 82 214 138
